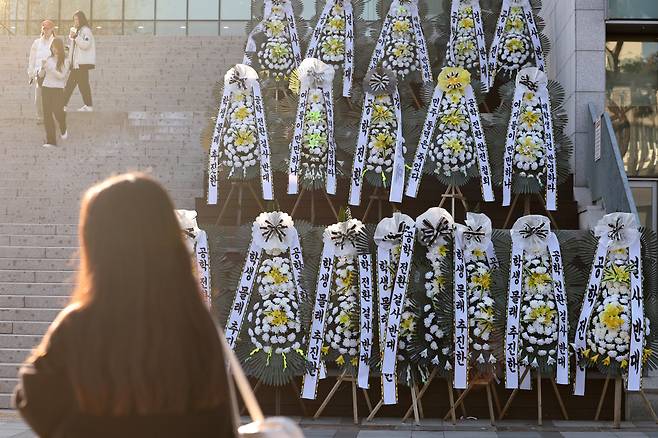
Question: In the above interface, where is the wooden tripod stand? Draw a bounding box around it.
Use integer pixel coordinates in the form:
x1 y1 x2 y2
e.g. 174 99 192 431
594 376 658 428
312 370 373 424
214 181 265 226
499 369 569 426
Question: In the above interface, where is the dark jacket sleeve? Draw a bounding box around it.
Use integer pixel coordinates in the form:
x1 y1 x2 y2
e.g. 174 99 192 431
13 315 75 438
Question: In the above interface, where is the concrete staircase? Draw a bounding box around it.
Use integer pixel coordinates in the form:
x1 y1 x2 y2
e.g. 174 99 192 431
0 35 243 407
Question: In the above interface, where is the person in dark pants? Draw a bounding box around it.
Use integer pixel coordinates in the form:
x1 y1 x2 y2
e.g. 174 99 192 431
38 38 69 148
13 173 237 438
64 10 95 112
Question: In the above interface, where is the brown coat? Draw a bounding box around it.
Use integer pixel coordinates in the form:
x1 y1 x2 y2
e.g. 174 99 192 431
13 311 236 438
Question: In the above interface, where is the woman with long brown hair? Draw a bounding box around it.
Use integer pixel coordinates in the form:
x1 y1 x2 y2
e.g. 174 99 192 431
13 173 236 437
38 37 69 148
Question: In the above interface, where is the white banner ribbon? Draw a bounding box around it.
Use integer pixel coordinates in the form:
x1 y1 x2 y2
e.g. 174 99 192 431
389 89 405 203
207 65 273 205
288 58 337 195
447 0 489 91
306 0 355 97
547 232 569 385
358 253 374 389
487 0 545 89
453 227 468 389
244 0 302 68
225 212 303 349
574 213 644 395
195 230 212 307
464 85 494 202
502 68 556 210
348 92 375 206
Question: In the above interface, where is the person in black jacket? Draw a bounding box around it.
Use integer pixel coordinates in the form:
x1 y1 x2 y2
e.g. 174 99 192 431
13 173 236 438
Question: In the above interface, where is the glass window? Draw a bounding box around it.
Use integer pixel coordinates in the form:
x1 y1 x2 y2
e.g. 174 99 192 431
61 0 91 21
301 0 314 20
188 20 219 35
156 20 187 35
606 38 658 177
156 0 186 19
221 0 250 20
189 0 219 20
91 21 123 34
29 0 59 21
608 0 658 20
93 0 123 20
220 20 247 35
630 181 657 229
361 0 378 21
124 20 155 34
125 0 155 19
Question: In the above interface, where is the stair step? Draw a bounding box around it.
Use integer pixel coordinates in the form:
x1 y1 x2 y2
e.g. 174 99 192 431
0 363 20 378
0 247 77 259
0 308 62 322
0 283 72 296
0 296 67 309
0 336 41 350
0 258 78 271
0 270 75 283
0 349 30 363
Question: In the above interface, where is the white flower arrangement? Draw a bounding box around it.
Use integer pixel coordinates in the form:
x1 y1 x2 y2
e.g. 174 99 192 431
299 89 330 184
513 93 547 184
449 4 480 73
221 91 259 175
256 4 296 80
247 290 303 355
397 299 418 362
317 3 347 66
583 248 651 370
495 6 533 76
428 99 475 178
418 303 451 369
365 95 400 179
257 256 295 296
518 250 559 369
465 248 496 363
382 5 419 79
324 255 360 367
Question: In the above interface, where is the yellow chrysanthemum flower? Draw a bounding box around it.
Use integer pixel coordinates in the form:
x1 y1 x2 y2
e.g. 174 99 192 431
400 316 415 333
437 67 471 94
337 312 352 328
437 245 448 257
459 17 475 29
373 132 394 151
271 43 290 60
523 92 535 102
520 109 541 128
268 267 289 285
392 43 411 58
336 355 345 365
235 128 256 146
265 309 289 326
441 109 467 127
472 272 491 290
621 358 628 368
600 303 624 330
455 40 475 55
505 38 524 53
265 20 285 36
528 305 556 326
527 272 551 289
602 264 631 285
321 345 330 354
372 104 394 124
505 16 525 32
328 16 345 31
322 37 345 56
351 357 359 366
392 19 411 34
517 136 540 158
435 275 446 287
234 106 251 121
445 138 465 154
602 356 611 365
472 248 485 258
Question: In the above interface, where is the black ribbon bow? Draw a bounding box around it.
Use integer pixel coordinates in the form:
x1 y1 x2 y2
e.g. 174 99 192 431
183 228 196 240
463 225 485 244
260 219 288 242
519 74 539 93
229 70 248 89
518 222 548 240
607 217 625 241
309 69 326 89
383 221 407 242
369 72 390 93
330 223 359 250
420 218 451 246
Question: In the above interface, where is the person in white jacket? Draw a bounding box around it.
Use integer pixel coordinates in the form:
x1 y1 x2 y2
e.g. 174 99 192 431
27 20 56 121
64 10 95 112
39 38 70 148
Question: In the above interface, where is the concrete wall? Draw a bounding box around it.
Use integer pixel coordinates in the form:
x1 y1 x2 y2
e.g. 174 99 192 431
541 0 607 187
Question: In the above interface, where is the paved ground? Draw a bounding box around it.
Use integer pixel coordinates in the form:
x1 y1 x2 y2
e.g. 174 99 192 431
1 411 658 438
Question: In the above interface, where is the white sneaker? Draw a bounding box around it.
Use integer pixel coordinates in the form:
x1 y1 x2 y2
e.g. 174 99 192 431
78 105 93 112
61 130 68 140
42 143 56 148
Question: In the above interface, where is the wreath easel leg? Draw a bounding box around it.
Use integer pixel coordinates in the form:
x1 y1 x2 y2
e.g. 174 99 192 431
365 398 383 422
290 188 306 217
614 376 622 428
215 182 237 226
537 373 542 426
313 370 347 419
486 381 496 426
289 379 307 416
639 389 658 423
499 366 531 419
594 375 611 421
490 380 502 417
442 381 475 421
401 368 438 422
409 381 421 425
549 377 568 420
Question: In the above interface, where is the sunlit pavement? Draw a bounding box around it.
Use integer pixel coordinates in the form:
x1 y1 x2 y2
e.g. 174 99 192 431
2 411 658 438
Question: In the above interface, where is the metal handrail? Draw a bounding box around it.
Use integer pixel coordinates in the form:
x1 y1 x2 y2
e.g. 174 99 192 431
586 102 639 219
